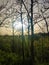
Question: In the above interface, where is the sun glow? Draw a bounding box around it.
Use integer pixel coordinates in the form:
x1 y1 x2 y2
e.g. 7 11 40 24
13 21 27 32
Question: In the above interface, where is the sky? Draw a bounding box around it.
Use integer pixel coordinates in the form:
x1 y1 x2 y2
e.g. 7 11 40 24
0 0 49 35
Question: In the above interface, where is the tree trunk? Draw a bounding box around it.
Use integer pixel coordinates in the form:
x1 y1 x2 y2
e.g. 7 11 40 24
30 0 34 65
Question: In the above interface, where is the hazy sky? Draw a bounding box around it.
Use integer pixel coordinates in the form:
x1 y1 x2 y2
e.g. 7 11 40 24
0 0 49 35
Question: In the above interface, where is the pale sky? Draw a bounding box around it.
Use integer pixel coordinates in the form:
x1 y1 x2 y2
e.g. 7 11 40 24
0 0 49 35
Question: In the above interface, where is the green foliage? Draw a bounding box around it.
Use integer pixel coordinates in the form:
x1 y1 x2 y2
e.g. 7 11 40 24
0 35 49 65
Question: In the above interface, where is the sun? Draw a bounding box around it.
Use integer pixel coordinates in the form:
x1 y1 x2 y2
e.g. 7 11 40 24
13 20 27 32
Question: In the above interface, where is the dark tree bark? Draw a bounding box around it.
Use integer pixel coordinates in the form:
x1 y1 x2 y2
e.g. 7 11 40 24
30 0 34 65
27 14 30 57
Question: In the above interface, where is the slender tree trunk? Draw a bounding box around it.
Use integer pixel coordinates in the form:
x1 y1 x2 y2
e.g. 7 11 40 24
27 14 30 57
30 0 34 65
21 0 24 64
